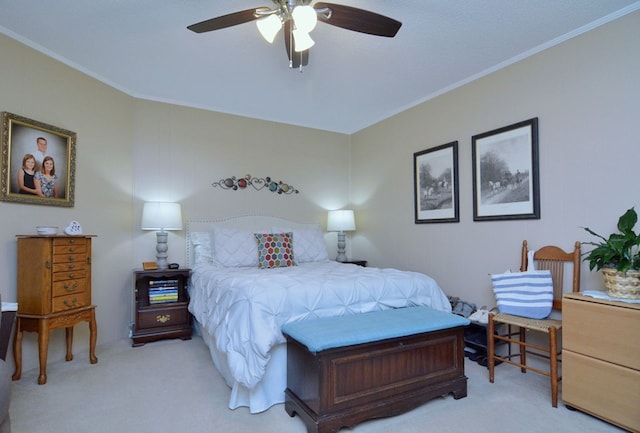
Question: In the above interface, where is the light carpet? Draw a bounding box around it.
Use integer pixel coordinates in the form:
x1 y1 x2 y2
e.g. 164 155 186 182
9 336 624 433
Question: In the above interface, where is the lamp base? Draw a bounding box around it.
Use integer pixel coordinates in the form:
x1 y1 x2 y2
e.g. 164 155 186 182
155 231 169 269
335 231 347 262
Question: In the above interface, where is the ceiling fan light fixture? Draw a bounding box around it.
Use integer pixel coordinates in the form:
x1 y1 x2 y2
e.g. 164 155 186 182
256 14 282 43
291 5 317 33
293 30 315 53
292 29 314 52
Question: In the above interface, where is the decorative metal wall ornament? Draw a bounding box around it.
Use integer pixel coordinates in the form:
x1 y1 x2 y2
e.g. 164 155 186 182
212 175 299 194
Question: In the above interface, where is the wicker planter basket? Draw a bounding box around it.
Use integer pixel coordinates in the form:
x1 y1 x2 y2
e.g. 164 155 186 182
602 268 640 299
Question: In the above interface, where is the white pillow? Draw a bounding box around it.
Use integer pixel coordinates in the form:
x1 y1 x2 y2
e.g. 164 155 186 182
272 225 329 263
212 227 259 267
190 231 214 265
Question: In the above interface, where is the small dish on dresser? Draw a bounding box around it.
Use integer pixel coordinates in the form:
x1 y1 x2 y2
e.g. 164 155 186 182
36 226 58 235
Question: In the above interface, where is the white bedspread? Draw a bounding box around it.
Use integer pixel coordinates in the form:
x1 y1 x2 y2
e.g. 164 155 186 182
188 260 451 390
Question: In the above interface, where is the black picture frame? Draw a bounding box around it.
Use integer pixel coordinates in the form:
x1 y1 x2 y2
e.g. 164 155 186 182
1 112 76 207
414 141 459 224
472 118 539 221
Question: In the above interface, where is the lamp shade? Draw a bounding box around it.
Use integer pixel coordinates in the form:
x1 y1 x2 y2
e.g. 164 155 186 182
293 29 315 52
327 210 356 232
292 5 317 32
256 14 282 43
141 202 183 231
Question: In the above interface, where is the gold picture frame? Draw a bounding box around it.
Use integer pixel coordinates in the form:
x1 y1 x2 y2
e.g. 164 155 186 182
1 112 76 207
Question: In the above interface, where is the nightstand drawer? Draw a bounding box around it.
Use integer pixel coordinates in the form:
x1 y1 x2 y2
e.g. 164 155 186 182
137 304 190 329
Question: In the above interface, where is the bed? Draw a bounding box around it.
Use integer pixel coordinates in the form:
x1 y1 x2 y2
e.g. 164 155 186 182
185 215 452 414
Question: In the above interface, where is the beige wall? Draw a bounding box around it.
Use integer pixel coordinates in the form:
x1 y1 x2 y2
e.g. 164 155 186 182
1 10 637 373
0 35 350 373
130 100 350 267
350 11 640 308
0 33 135 373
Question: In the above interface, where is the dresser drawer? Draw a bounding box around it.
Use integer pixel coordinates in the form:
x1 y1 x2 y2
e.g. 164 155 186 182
52 291 89 312
137 304 190 330
53 242 87 255
53 237 88 248
52 279 87 297
52 261 86 273
52 269 87 282
563 297 640 370
563 350 640 432
53 252 87 265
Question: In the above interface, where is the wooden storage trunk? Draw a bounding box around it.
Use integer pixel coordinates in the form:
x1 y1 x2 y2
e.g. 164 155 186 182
283 308 468 433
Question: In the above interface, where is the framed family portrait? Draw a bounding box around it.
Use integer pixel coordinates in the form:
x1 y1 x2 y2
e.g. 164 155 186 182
1 112 76 207
472 118 539 221
414 141 459 223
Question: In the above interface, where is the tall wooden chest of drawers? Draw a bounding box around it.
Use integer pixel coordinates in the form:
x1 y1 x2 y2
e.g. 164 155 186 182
13 235 98 385
562 293 640 432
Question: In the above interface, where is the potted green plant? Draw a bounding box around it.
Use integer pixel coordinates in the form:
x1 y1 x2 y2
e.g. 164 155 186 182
582 207 640 299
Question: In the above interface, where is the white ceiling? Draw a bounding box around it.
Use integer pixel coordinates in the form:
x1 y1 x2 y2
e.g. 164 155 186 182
0 1 638 134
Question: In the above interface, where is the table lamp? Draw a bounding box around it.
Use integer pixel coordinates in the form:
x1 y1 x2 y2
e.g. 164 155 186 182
141 202 183 269
327 210 356 262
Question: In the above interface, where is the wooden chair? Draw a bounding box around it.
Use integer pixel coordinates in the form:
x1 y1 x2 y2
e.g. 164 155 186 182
487 240 581 407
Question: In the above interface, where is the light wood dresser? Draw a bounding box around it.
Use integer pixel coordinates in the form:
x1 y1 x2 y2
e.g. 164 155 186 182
562 293 640 432
12 235 98 385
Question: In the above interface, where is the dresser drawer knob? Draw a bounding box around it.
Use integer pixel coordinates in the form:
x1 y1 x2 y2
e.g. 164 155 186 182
67 264 76 270
68 256 75 261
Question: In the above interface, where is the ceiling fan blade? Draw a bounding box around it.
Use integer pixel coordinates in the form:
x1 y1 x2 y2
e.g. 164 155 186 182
187 8 269 33
314 2 401 37
284 21 309 68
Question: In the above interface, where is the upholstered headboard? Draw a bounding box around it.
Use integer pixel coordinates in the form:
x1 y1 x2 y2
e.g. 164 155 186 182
185 215 326 268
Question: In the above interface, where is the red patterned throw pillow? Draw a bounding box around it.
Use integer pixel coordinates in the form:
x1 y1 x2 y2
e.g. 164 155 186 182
254 232 295 268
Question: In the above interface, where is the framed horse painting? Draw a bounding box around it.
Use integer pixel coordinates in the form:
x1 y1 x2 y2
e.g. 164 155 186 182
414 141 459 224
471 118 540 221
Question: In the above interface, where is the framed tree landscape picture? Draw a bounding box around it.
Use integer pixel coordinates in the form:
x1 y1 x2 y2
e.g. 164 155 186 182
472 118 539 221
1 112 76 207
414 141 459 223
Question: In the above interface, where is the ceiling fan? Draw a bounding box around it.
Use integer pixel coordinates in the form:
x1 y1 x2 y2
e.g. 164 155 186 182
187 1 402 70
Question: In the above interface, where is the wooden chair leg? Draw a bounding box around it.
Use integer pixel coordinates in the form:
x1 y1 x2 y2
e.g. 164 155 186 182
549 326 559 408
488 314 495 383
519 327 527 373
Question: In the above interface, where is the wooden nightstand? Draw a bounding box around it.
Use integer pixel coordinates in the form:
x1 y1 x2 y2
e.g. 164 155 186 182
132 268 192 347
